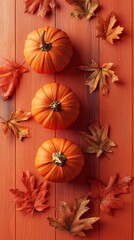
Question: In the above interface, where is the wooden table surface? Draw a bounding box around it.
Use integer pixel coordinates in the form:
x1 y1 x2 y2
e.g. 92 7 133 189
0 1 133 240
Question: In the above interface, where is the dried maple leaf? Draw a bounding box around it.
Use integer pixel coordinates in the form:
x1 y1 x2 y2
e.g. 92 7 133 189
96 12 124 44
88 173 133 215
10 171 49 215
65 0 99 20
0 109 31 140
24 0 56 18
48 196 99 236
79 59 119 96
80 123 116 157
0 59 28 100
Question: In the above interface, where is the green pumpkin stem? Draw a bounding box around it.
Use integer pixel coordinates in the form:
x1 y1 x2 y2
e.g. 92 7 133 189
52 151 67 166
50 101 61 112
40 31 52 51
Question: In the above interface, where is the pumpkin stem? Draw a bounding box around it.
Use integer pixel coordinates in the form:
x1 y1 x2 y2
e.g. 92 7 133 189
52 151 67 166
40 31 52 51
50 101 61 112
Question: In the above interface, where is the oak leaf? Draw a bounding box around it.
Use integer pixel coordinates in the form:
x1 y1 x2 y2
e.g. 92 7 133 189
10 171 49 215
0 109 31 140
24 0 56 18
96 12 124 44
48 196 99 236
0 59 28 100
79 59 119 96
88 173 133 215
80 123 116 157
65 0 99 20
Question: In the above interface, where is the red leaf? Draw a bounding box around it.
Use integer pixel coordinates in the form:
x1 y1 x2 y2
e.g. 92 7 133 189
0 59 28 100
88 173 133 215
10 171 49 215
24 0 56 18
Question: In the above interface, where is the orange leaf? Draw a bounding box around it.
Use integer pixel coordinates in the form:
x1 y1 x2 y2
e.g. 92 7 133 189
0 109 31 140
0 59 28 100
79 59 119 96
10 171 49 215
88 173 133 215
80 123 116 157
96 12 124 44
48 196 99 236
24 0 56 18
65 0 99 20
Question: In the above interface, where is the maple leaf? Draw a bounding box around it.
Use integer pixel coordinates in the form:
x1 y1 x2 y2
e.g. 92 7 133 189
96 12 124 44
24 0 56 18
10 171 49 215
79 59 119 96
88 173 133 215
48 196 99 236
65 0 99 20
80 123 116 157
0 59 28 100
0 109 31 140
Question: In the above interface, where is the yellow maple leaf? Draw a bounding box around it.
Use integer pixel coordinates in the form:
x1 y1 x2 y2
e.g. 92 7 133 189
65 0 99 20
79 59 119 96
81 123 116 157
0 109 31 140
96 12 124 44
48 196 99 236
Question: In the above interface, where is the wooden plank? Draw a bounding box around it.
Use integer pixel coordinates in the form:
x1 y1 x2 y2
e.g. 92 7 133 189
15 1 56 239
0 1 16 240
99 1 133 240
55 1 100 240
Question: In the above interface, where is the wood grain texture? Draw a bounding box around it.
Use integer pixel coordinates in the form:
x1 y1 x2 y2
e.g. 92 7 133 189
0 0 133 240
99 1 133 240
0 1 16 240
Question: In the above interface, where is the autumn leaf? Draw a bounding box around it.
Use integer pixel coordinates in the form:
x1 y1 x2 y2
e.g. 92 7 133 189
96 12 124 44
65 0 99 20
48 196 99 236
0 59 28 100
0 109 31 140
10 171 49 215
79 59 119 96
88 173 133 215
80 123 116 157
24 0 56 18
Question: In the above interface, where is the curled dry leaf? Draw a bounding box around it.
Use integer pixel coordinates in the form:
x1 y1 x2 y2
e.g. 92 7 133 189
24 0 56 18
10 171 49 215
0 59 28 100
96 12 124 44
80 123 116 157
65 0 99 20
79 59 119 96
88 173 133 215
0 109 31 140
48 196 99 236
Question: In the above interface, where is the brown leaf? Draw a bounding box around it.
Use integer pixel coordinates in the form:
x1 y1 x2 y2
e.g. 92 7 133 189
48 196 99 236
0 59 28 100
65 0 99 20
96 12 124 44
79 59 119 96
24 0 56 18
10 171 49 215
88 173 133 215
0 109 31 140
80 123 116 157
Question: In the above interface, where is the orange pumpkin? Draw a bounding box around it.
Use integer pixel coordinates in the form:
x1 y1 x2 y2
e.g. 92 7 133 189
23 27 73 74
35 138 85 182
31 82 80 130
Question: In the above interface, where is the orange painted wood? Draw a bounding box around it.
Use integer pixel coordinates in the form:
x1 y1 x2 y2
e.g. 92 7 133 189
99 1 133 240
0 1 16 240
0 0 133 240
